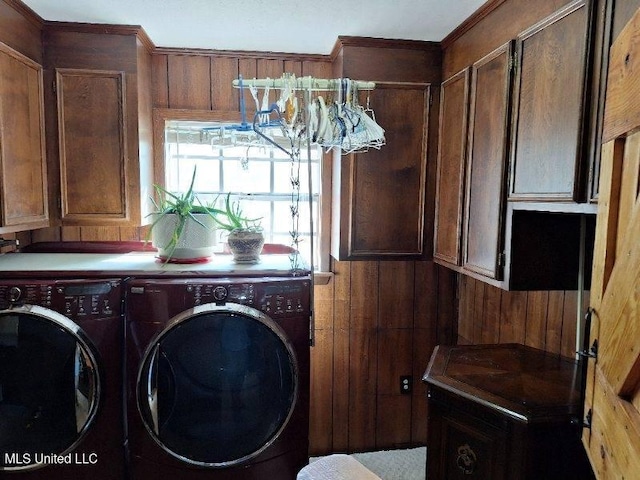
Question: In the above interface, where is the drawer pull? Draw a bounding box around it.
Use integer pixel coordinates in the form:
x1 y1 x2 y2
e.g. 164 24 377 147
456 444 477 475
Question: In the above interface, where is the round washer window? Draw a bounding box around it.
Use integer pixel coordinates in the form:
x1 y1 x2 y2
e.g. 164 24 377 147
0 309 100 471
137 304 297 467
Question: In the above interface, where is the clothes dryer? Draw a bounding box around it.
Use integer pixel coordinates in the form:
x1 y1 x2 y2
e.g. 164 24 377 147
0 277 125 479
125 274 311 480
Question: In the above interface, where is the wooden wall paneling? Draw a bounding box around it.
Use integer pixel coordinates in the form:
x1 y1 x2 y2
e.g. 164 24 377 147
256 58 285 111
349 261 379 330
376 328 413 448
78 226 122 241
309 279 335 455
347 261 379 451
167 55 211 109
302 60 331 78
310 327 334 455
457 274 475 344
44 30 138 71
442 0 569 78
0 0 43 63
376 394 412 449
544 290 566 354
118 226 143 241
61 226 81 240
481 284 502 343
524 290 549 349
15 230 32 249
410 329 429 444
472 280 485 343
331 258 351 451
30 227 61 243
136 40 154 228
436 265 457 345
151 54 168 107
378 261 414 328
283 59 302 76
239 58 258 118
561 290 579 358
210 56 238 111
348 327 378 451
377 328 413 395
412 261 439 444
498 289 528 344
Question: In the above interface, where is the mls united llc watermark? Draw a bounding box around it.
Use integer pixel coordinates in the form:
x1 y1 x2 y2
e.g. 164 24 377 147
4 452 98 466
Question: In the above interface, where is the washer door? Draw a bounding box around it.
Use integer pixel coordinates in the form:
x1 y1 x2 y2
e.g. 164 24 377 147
0 306 101 471
137 303 297 468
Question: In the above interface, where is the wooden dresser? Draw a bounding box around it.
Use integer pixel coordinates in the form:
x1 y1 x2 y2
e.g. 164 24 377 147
422 344 594 479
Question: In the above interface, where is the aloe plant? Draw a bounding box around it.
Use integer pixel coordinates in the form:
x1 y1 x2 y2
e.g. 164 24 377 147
212 192 263 233
146 168 222 261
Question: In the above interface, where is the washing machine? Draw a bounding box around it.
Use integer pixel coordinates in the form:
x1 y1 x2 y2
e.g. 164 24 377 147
125 274 311 480
0 277 126 479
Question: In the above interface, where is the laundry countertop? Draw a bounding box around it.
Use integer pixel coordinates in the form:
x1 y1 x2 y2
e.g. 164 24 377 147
0 251 309 278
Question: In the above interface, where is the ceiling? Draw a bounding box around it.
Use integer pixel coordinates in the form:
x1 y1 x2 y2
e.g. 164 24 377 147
21 0 487 55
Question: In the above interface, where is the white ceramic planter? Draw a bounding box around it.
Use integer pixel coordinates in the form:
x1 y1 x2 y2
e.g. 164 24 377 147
151 213 217 262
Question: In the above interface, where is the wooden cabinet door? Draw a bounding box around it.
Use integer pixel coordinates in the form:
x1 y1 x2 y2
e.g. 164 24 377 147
509 0 591 201
56 68 130 224
582 8 640 478
0 42 48 232
433 68 470 267
462 43 513 280
332 83 430 259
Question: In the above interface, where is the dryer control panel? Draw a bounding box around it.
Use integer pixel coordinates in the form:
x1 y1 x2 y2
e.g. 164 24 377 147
181 278 311 318
0 279 123 320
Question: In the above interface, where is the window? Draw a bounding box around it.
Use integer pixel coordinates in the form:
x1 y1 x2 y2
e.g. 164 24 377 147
159 116 327 271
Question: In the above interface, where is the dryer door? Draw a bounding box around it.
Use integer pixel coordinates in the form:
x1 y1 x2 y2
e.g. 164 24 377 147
0 306 101 471
137 303 297 468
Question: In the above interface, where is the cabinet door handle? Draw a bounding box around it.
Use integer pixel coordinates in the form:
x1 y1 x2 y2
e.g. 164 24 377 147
456 444 477 475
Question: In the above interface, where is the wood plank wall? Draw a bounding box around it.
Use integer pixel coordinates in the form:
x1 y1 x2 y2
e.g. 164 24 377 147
312 259 456 455
457 275 589 359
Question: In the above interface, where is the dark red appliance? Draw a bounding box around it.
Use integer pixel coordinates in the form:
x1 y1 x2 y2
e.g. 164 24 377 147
0 278 126 479
125 275 311 480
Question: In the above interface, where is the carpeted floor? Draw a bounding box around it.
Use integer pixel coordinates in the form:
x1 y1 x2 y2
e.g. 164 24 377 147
310 447 426 480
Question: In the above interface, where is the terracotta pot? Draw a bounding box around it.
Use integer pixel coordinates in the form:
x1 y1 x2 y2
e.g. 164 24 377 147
151 213 217 262
227 229 265 264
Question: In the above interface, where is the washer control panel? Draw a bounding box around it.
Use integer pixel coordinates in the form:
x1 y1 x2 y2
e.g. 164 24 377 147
0 279 122 320
183 278 311 317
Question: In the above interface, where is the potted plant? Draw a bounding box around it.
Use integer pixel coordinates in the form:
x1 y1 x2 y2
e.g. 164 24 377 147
146 168 220 263
213 193 265 264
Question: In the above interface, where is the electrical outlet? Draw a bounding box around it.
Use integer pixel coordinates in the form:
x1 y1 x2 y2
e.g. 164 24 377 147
400 375 412 395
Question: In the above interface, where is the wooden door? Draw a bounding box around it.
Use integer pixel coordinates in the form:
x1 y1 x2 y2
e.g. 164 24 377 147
582 7 640 478
433 67 470 268
462 42 513 280
0 42 49 232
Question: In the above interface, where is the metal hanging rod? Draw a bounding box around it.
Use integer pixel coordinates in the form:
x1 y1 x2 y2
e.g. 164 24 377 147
232 75 376 91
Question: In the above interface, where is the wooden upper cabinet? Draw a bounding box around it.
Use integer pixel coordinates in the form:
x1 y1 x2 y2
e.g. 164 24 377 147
44 27 154 227
57 69 129 222
462 42 513 281
509 0 591 202
433 67 470 267
331 38 441 260
333 83 430 259
0 42 49 233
